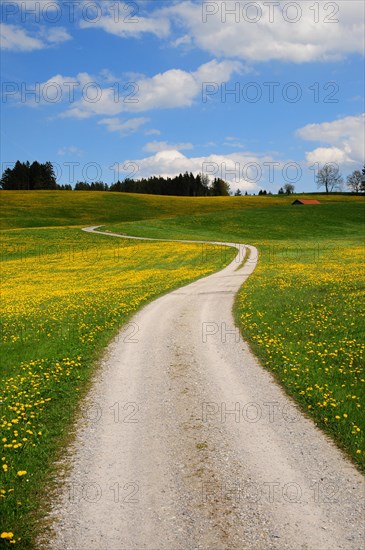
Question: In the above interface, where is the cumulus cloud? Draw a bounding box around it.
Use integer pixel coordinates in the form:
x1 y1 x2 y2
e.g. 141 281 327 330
115 149 289 192
98 117 149 135
79 2 170 38
297 114 364 165
161 0 364 63
57 60 242 117
13 72 122 115
0 23 71 51
75 1 364 64
304 147 351 166
143 141 193 153
42 27 71 44
1 23 43 51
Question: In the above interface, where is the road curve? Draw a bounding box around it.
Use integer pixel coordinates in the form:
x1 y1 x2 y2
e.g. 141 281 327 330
47 227 364 550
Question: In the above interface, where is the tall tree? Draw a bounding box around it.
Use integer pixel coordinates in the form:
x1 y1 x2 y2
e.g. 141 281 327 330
210 178 230 196
42 161 58 189
346 170 362 193
283 183 295 194
316 164 343 193
1 161 30 189
200 173 210 196
0 160 59 190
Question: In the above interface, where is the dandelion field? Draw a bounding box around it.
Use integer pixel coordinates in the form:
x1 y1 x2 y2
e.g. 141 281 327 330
235 239 365 468
103 195 365 470
0 224 235 546
0 191 364 546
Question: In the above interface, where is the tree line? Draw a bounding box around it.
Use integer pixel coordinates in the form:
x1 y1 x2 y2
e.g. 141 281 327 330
316 164 365 194
0 161 72 190
108 173 230 196
0 164 230 196
1 160 364 195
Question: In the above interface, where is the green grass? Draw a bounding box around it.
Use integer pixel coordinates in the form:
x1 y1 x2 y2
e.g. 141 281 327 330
103 201 364 243
102 194 365 469
234 239 364 466
0 191 364 546
1 190 361 230
0 225 236 547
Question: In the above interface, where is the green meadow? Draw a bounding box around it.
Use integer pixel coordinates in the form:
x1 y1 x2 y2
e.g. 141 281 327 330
0 190 364 547
101 192 365 470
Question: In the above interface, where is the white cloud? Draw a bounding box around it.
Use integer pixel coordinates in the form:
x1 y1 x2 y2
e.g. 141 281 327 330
1 23 43 51
16 59 242 116
57 145 83 157
304 147 352 166
224 139 245 148
75 0 364 64
297 114 364 166
171 34 192 48
145 128 161 136
16 72 119 113
42 27 71 44
0 23 71 51
162 0 364 63
99 69 120 83
79 2 170 39
60 107 91 119
98 117 149 135
115 149 287 192
143 141 193 153
60 59 242 117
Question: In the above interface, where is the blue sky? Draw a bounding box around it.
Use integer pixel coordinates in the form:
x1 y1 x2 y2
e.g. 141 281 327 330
1 0 364 193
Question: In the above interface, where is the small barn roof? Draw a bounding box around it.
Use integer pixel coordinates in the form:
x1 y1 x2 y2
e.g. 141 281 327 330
292 199 321 205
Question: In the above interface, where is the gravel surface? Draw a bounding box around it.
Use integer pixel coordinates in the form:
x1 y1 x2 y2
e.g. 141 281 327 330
45 227 364 550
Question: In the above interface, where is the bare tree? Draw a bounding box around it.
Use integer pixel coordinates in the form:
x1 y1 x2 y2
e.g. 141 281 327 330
316 164 343 193
346 170 362 193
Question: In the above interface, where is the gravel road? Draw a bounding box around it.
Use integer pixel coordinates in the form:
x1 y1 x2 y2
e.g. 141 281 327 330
46 227 364 550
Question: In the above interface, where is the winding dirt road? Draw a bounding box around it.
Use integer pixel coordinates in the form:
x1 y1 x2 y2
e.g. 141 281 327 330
47 228 364 550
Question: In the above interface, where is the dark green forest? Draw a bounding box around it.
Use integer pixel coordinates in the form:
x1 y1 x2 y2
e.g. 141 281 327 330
0 161 230 196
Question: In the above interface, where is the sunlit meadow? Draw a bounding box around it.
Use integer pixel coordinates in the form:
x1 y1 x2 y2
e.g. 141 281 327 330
0 191 364 546
235 240 365 468
0 226 235 546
